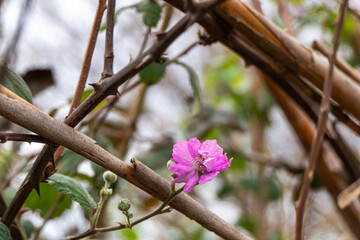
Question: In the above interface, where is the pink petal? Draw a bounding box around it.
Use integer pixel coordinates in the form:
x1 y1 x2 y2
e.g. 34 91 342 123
171 168 196 184
168 164 194 176
184 172 200 192
187 137 201 158
199 171 220 184
213 155 232 171
172 140 192 165
199 140 223 158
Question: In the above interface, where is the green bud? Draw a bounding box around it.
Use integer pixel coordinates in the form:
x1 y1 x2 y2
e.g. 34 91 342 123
118 198 131 211
100 188 113 197
167 159 174 168
126 211 133 219
103 171 118 184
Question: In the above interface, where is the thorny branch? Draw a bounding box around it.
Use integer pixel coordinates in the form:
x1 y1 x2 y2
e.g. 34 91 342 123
0 132 52 145
102 0 116 78
67 186 185 240
295 1 349 239
53 0 107 166
1 0 227 231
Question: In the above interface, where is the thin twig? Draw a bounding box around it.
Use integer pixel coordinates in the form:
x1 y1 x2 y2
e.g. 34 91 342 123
102 0 116 78
0 132 52 145
295 1 349 239
0 0 32 67
1 0 226 229
67 186 184 240
168 40 200 63
32 194 66 240
68 0 107 113
312 40 360 84
53 0 107 165
238 150 304 174
138 27 152 56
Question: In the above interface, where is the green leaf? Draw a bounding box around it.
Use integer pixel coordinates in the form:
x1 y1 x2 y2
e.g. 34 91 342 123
266 176 282 201
49 173 97 210
139 62 167 84
24 183 72 218
80 88 106 111
21 220 35 238
175 61 201 105
0 66 33 103
137 0 162 27
0 222 11 240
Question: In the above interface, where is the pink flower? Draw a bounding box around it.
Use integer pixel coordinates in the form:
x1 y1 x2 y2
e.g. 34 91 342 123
168 137 232 192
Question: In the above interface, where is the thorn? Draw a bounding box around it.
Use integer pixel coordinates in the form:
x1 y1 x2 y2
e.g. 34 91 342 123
155 32 167 42
89 82 101 91
198 30 217 45
135 55 152 69
35 184 40 196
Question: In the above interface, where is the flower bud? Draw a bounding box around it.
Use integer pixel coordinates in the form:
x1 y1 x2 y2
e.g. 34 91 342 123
100 188 113 197
126 211 133 219
103 171 118 184
118 198 131 211
167 159 174 168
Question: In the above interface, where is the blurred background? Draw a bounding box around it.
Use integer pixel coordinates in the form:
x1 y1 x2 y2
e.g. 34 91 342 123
1 0 360 239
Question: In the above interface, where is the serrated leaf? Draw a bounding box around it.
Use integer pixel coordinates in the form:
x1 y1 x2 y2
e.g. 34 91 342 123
49 173 97 210
139 62 167 84
0 223 10 240
175 61 201 104
0 66 33 103
142 0 161 27
25 183 72 218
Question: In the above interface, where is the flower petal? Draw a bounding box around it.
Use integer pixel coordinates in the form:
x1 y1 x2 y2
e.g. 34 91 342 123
187 137 201 158
184 172 200 192
168 164 194 176
204 154 232 172
199 171 220 184
171 168 196 184
199 140 223 158
172 140 192 165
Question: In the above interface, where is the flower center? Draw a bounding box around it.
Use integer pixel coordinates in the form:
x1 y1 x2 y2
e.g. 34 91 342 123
193 155 207 171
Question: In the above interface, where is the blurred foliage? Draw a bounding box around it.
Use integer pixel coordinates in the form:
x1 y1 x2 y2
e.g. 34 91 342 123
21 220 35 238
0 66 33 104
140 62 168 84
24 183 72 218
1 0 355 239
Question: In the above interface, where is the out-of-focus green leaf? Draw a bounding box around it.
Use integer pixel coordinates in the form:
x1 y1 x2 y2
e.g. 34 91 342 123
229 157 246 170
268 232 284 240
0 223 10 240
49 173 97 210
25 183 72 218
139 62 167 84
238 216 257 234
57 149 84 174
267 176 282 201
121 228 138 240
175 61 201 105
136 0 162 27
288 0 304 5
241 175 259 192
80 88 106 111
21 220 35 238
217 182 236 198
0 66 33 103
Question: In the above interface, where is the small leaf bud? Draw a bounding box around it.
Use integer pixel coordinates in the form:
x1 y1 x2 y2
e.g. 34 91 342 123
103 171 117 184
118 198 131 211
100 188 113 197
